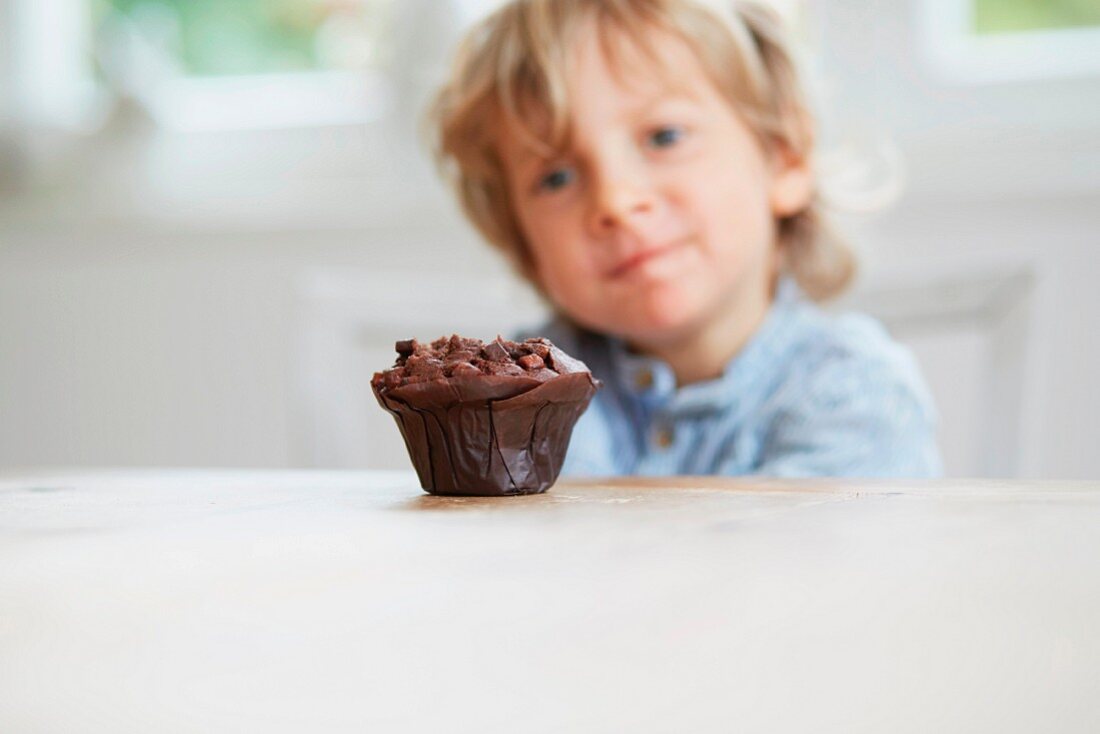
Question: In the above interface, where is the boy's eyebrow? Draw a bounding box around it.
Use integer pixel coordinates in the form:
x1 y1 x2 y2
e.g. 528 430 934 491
634 90 703 116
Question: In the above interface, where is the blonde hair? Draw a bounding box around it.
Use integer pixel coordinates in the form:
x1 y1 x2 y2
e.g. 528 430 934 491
428 0 855 301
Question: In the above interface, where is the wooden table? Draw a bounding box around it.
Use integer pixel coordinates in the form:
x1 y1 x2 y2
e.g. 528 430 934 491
2 469 1098 733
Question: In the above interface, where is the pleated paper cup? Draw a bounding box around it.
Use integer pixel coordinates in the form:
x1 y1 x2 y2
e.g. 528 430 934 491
373 370 598 496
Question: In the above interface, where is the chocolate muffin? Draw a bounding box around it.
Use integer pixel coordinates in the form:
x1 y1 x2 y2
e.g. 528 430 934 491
372 335 600 496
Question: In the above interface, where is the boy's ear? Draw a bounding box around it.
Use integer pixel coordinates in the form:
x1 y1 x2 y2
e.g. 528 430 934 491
768 144 814 217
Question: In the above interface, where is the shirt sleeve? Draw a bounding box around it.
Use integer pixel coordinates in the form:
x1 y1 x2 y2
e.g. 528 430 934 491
752 354 943 479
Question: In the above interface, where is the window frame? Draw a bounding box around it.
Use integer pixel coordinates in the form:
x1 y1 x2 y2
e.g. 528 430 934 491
145 69 392 132
921 0 1100 84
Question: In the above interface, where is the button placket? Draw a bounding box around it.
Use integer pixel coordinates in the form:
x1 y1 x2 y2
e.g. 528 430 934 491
653 424 675 450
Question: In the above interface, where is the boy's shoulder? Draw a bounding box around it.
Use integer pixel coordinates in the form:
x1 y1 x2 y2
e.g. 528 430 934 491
789 302 901 370
774 298 937 426
753 297 942 477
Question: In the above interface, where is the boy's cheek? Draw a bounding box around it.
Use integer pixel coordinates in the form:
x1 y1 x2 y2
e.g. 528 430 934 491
535 253 587 293
537 253 594 296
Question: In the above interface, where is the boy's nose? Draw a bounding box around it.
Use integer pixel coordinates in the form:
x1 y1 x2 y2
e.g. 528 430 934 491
588 174 656 235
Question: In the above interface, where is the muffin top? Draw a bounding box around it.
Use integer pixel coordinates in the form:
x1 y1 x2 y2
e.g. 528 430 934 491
371 335 588 392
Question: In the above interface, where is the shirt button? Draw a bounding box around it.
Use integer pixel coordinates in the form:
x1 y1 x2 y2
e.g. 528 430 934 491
634 368 654 391
654 426 675 449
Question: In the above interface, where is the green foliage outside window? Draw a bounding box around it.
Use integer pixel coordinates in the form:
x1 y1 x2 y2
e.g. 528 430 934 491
974 0 1100 35
95 0 392 77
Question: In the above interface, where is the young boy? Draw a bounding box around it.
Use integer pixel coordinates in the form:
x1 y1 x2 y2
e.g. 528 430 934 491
429 0 941 477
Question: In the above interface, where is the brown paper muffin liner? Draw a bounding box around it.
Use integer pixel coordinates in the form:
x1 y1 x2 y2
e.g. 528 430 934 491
373 371 598 496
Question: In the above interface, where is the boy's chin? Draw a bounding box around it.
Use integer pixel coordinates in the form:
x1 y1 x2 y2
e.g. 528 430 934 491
601 303 713 349
616 319 707 351
559 281 722 344
627 287 712 333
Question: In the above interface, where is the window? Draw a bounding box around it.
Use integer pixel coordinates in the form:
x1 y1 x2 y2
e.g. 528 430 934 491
973 0 1100 35
94 0 395 76
922 0 1100 83
92 0 398 130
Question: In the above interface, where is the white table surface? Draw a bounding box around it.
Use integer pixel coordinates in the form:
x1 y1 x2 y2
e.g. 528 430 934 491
2 469 1098 733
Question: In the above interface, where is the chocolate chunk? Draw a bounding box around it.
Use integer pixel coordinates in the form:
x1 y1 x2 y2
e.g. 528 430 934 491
518 353 545 371
481 339 509 362
445 350 477 364
373 334 587 390
526 341 551 359
483 361 525 377
447 362 481 378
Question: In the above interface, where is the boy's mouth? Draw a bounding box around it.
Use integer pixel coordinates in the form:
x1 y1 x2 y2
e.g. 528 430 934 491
605 240 687 280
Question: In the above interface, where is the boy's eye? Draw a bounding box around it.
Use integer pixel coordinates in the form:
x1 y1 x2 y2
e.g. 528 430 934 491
647 126 684 149
538 167 575 192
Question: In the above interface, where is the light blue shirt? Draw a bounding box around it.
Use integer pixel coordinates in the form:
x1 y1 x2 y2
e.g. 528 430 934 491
532 281 942 478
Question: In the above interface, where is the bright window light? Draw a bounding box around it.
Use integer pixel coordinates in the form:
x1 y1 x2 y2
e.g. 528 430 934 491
922 0 1100 83
92 0 397 130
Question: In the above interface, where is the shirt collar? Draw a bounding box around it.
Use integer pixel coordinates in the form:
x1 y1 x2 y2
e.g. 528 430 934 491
605 278 808 418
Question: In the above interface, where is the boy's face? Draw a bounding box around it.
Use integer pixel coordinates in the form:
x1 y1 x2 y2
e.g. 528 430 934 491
499 22 812 350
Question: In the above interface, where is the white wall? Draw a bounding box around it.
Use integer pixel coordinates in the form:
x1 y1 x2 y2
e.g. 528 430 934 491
0 122 501 468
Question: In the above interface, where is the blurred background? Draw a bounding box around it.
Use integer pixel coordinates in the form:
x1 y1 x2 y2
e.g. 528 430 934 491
1 0 1098 477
